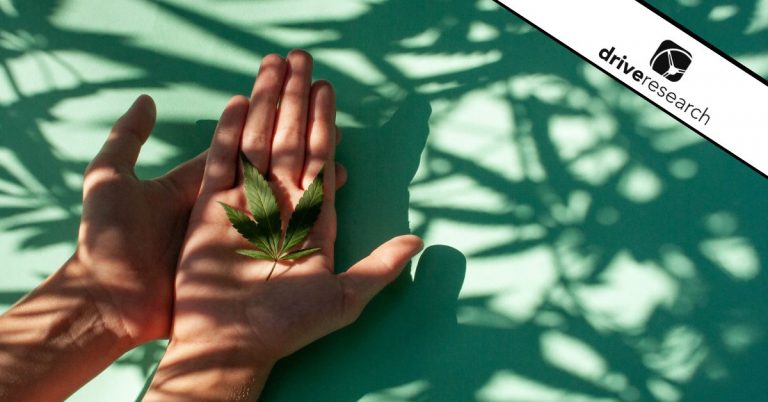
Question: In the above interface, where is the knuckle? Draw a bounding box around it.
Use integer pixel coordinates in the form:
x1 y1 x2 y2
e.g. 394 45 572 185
252 89 280 107
282 86 308 100
83 162 122 189
111 125 145 144
274 125 303 142
311 134 332 155
339 283 362 326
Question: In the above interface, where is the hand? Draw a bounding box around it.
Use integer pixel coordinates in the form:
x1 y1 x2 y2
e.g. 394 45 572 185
0 96 206 402
75 95 206 344
144 50 422 400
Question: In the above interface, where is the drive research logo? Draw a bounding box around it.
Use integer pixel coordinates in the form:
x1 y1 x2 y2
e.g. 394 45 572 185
650 40 692 82
598 44 711 126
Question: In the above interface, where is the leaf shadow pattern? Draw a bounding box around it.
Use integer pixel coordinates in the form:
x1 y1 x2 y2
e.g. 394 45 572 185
1 0 767 401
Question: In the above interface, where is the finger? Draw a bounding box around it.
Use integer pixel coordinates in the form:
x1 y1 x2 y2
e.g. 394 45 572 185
90 95 156 173
200 96 249 194
271 50 313 186
305 133 337 254
302 80 335 189
338 235 423 323
308 85 337 250
335 162 347 190
305 162 344 257
159 150 208 204
242 54 287 174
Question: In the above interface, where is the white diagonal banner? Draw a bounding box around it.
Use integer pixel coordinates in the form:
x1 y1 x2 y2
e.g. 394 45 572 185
497 0 768 177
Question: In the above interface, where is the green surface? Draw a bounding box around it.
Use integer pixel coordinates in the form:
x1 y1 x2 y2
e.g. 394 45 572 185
1 0 766 401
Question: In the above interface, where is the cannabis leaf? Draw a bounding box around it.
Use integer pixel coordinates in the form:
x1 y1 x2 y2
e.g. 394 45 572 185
220 153 324 280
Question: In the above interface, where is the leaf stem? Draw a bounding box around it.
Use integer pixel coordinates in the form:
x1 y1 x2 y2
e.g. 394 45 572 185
265 259 278 281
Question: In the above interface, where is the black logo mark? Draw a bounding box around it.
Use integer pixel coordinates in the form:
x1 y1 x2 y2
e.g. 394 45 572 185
650 40 692 82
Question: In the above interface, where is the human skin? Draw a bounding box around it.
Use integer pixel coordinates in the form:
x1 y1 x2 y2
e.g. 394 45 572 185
142 50 423 401
0 95 207 401
0 49 422 402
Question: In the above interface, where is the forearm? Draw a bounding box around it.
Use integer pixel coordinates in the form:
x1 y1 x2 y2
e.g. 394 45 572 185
143 340 274 402
0 257 133 401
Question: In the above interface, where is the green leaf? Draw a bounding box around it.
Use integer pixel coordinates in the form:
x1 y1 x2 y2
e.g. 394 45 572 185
241 153 282 257
222 154 325 280
219 202 273 255
237 249 274 260
282 168 324 254
219 201 257 238
280 247 321 261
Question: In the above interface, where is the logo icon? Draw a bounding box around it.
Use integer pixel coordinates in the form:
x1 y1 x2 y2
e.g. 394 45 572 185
650 40 692 82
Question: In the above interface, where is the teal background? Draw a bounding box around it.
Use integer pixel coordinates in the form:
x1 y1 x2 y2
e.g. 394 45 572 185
1 0 766 401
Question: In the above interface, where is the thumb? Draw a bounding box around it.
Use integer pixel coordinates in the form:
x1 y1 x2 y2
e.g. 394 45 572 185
338 235 423 323
89 95 157 173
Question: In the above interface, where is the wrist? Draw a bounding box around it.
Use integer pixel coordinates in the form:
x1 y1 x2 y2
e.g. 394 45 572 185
68 250 173 348
144 339 276 401
0 257 135 401
63 254 138 350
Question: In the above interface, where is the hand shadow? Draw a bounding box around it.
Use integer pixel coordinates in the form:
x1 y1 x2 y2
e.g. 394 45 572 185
263 246 466 402
261 95 468 401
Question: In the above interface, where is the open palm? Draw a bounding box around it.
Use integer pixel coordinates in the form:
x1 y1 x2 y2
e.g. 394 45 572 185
77 95 205 344
168 51 423 364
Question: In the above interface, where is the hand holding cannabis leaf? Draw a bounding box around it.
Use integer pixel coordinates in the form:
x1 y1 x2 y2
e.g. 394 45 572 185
144 51 423 400
219 153 324 281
